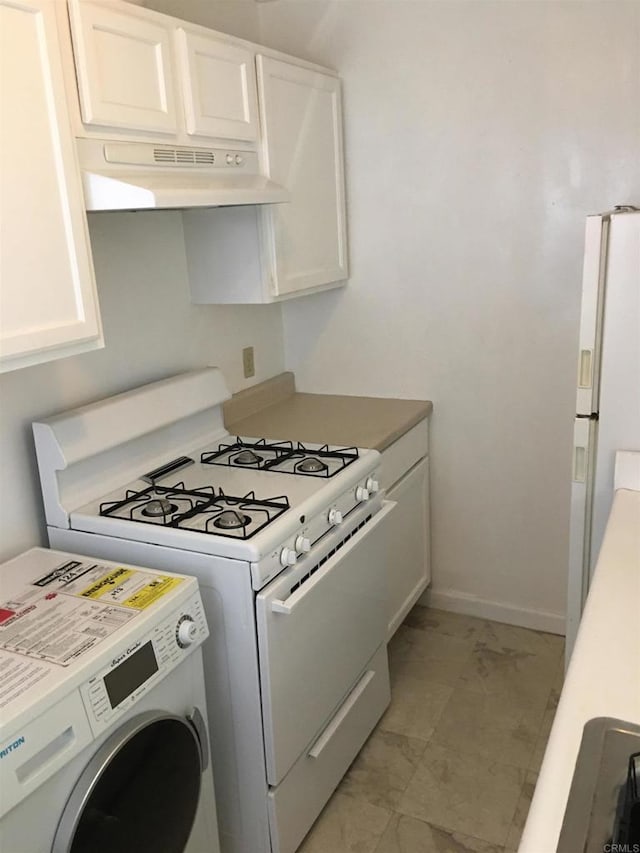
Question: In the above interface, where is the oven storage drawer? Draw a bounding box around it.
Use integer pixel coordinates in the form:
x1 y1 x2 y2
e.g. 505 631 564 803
256 500 395 786
267 643 390 853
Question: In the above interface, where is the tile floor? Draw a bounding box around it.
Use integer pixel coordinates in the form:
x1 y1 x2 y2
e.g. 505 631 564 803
298 605 565 853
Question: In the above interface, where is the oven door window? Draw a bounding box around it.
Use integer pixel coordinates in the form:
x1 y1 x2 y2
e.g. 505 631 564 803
53 711 203 853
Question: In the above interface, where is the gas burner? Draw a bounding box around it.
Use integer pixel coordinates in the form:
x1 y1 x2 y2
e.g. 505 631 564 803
142 498 178 518
201 438 290 470
201 438 359 478
296 457 328 474
234 450 264 466
269 442 360 478
100 483 291 539
99 483 213 527
178 490 291 539
214 511 251 530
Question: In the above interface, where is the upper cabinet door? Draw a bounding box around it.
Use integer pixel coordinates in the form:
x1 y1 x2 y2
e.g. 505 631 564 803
176 29 258 142
0 0 102 372
68 0 178 134
257 56 348 297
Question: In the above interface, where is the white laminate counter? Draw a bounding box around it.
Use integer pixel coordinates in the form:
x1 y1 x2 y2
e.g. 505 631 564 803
519 487 640 852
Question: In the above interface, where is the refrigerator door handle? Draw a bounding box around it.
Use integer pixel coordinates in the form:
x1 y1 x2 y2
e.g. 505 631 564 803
573 445 587 482
578 349 593 389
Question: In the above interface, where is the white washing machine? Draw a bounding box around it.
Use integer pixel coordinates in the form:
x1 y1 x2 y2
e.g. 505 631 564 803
0 548 220 853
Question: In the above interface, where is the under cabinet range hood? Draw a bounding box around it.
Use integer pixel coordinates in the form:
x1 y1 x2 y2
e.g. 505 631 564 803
76 139 289 212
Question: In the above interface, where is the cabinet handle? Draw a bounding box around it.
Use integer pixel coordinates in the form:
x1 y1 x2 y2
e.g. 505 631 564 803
308 669 375 760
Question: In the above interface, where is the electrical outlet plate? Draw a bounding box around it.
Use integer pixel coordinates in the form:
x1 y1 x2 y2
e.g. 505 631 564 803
242 346 255 378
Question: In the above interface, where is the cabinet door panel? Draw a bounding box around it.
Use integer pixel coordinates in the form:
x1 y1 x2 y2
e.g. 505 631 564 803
386 458 431 639
0 0 102 371
257 56 348 296
177 30 258 141
69 0 177 133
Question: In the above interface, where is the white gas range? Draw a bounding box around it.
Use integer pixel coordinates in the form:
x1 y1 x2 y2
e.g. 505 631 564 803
33 368 393 853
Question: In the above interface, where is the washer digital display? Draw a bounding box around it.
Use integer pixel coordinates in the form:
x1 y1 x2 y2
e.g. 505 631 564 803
104 641 159 708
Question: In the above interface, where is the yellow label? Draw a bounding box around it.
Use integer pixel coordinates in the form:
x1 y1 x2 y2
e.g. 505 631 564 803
80 567 134 600
122 576 183 610
79 568 184 610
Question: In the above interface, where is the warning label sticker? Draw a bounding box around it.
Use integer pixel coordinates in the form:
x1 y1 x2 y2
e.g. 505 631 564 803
0 654 51 710
0 588 135 666
32 559 184 610
0 559 184 667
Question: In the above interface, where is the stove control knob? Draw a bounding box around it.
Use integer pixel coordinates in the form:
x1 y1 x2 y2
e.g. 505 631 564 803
328 508 343 526
355 486 370 503
280 547 297 567
226 154 234 165
176 617 198 648
365 477 380 494
295 535 311 554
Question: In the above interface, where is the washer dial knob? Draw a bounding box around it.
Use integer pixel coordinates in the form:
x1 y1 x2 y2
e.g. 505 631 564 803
295 535 311 553
176 616 197 648
328 508 343 526
280 547 297 567
355 486 370 502
365 477 380 494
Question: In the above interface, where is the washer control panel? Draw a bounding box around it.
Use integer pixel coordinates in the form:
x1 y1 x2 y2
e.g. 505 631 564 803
80 590 207 734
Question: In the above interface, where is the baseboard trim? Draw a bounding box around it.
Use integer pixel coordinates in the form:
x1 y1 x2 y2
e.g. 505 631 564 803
422 588 566 636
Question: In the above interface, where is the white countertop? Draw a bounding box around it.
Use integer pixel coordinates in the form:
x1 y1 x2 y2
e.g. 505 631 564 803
519 487 640 852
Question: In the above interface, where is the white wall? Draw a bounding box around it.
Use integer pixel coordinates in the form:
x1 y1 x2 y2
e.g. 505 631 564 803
257 0 640 630
0 213 284 562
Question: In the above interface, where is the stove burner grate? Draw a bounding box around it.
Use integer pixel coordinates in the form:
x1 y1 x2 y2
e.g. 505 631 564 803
201 438 359 477
100 483 290 539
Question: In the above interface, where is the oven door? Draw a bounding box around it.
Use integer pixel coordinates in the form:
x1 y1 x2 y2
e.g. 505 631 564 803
256 499 395 786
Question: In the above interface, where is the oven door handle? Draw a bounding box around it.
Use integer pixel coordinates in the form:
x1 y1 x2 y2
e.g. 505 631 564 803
270 500 395 616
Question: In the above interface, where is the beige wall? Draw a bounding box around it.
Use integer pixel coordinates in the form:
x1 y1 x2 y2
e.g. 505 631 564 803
257 0 640 629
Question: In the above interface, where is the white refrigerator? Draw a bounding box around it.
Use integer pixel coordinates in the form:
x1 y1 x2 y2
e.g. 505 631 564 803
566 206 640 666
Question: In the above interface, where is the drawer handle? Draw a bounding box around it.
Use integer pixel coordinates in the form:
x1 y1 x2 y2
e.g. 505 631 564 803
308 669 375 760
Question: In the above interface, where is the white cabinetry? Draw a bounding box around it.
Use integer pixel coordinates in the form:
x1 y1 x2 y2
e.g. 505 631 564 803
0 0 103 373
256 56 348 297
68 0 179 135
379 421 431 639
67 0 260 145
183 56 348 303
175 29 258 142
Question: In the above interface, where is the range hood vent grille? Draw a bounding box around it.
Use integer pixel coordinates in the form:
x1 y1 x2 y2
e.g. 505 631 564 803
153 147 216 166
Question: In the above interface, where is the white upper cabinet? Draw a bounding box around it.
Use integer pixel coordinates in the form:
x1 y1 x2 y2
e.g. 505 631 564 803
175 29 258 142
184 55 349 304
68 0 179 134
0 0 103 373
257 56 348 296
